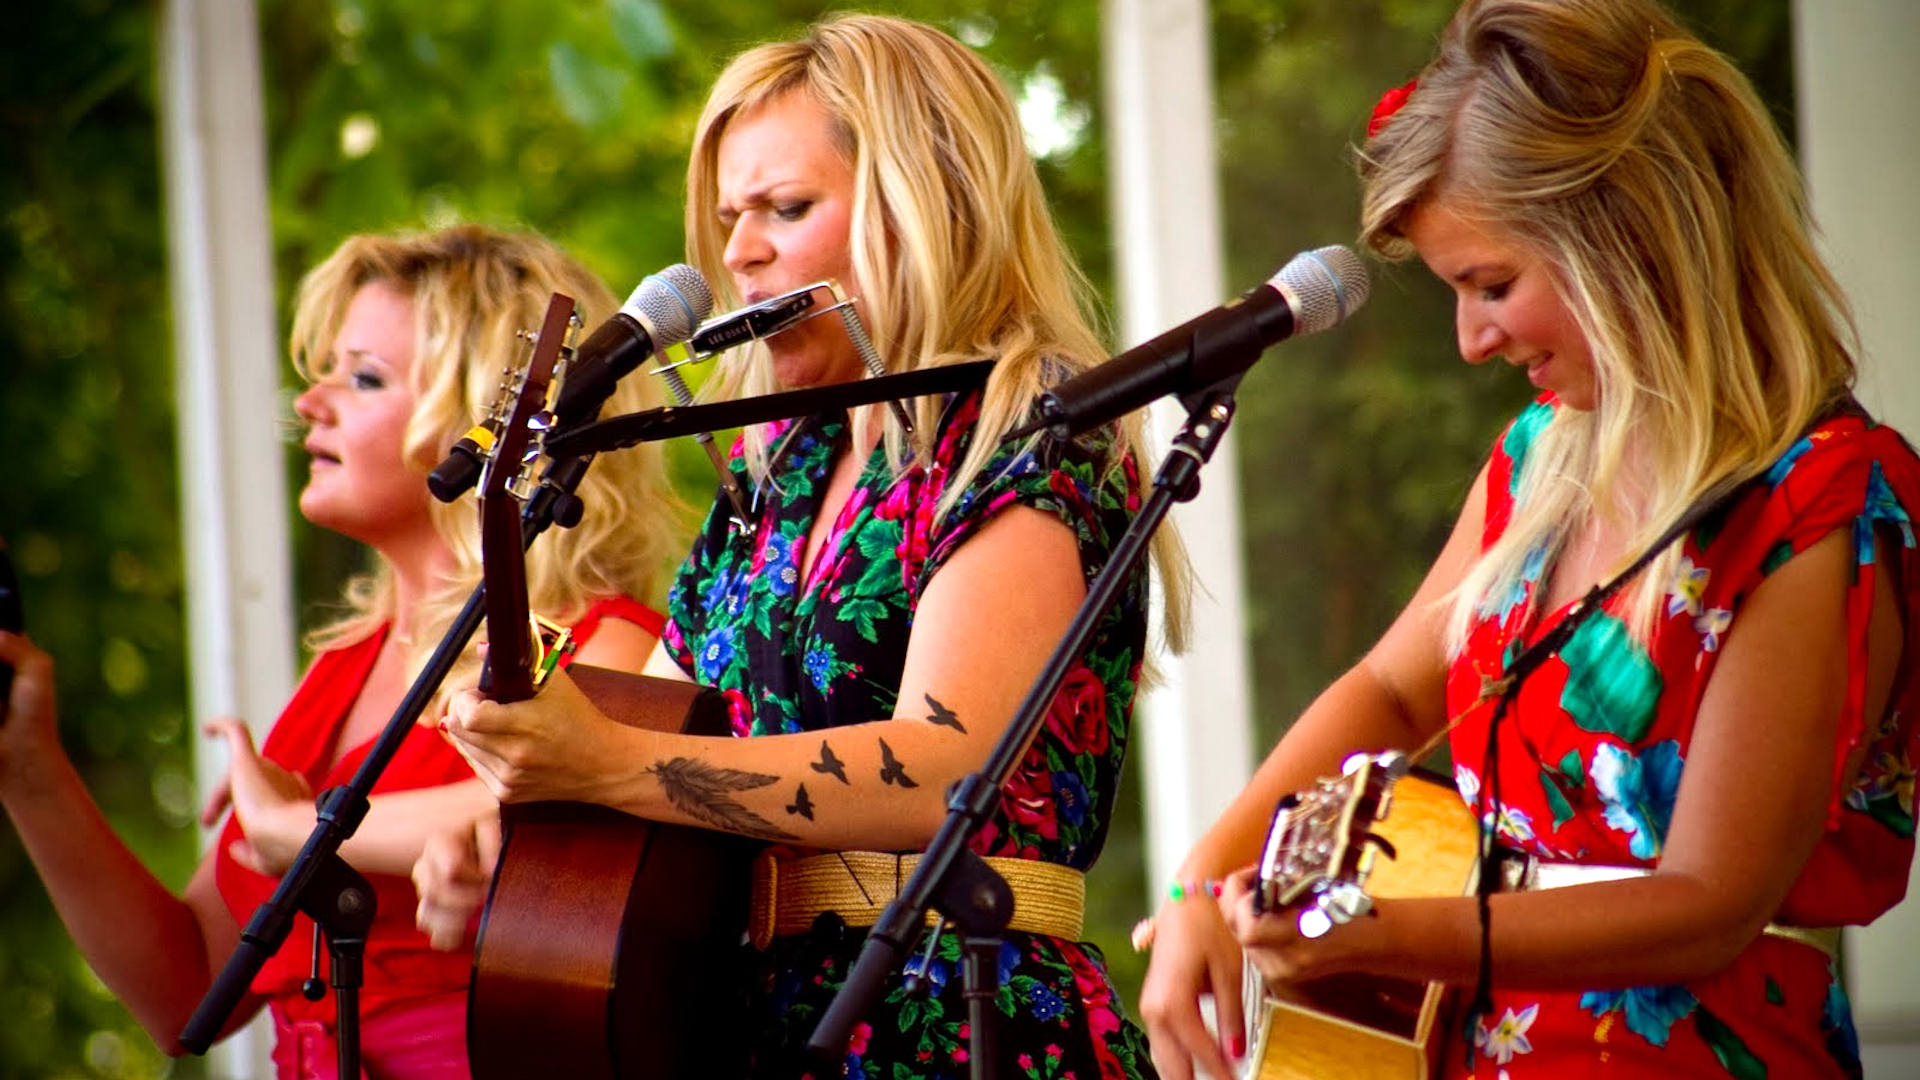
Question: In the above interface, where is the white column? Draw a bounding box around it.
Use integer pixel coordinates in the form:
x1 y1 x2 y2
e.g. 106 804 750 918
1795 0 1920 1072
1102 0 1255 899
158 0 293 1074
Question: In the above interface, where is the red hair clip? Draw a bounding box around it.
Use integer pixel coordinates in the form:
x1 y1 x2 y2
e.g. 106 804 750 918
1367 78 1419 139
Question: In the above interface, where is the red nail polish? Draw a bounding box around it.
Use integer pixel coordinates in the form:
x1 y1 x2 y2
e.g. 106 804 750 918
1230 1034 1247 1060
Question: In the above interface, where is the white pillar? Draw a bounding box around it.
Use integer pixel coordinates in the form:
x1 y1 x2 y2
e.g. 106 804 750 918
158 0 293 1074
1795 0 1920 1072
1102 0 1255 899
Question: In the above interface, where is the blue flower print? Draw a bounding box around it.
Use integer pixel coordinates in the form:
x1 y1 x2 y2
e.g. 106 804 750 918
702 563 746 618
1856 461 1917 566
1822 962 1862 1074
1762 436 1813 487
803 646 836 694
1502 400 1554 494
1053 771 1090 827
696 623 737 682
1589 740 1683 859
761 530 801 598
1582 984 1699 1047
903 953 952 996
1481 544 1547 626
1027 984 1067 1023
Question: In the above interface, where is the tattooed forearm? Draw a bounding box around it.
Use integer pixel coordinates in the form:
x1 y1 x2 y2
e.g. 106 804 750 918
876 739 919 788
646 757 801 841
785 783 815 820
810 740 849 784
924 693 966 733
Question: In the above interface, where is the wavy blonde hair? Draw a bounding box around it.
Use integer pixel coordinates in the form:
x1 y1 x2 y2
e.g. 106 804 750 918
684 13 1189 651
1357 0 1858 646
292 225 687 673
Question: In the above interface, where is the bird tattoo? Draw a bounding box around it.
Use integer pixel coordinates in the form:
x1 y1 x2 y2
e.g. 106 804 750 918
810 740 849 784
786 783 815 821
877 739 918 788
924 693 966 733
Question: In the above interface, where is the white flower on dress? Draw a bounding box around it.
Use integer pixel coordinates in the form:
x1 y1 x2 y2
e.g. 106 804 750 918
1693 608 1732 653
1666 556 1709 618
1475 1003 1540 1065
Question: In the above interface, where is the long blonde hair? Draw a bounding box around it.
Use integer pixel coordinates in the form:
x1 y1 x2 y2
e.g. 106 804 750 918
1357 0 1857 646
292 225 687 669
685 13 1189 650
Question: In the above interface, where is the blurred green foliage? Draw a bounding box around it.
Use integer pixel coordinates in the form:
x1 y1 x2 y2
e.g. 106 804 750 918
0 0 1791 1076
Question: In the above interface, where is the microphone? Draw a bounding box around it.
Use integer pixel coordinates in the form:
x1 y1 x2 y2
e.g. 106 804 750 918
427 264 714 502
1014 245 1370 440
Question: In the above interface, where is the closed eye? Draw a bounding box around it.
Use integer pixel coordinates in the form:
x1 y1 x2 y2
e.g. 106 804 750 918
774 201 812 223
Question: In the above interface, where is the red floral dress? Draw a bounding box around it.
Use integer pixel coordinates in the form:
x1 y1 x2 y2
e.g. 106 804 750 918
1442 398 1920 1078
214 596 661 1078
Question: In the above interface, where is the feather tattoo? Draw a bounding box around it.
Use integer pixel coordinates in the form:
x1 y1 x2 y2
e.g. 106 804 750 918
645 757 800 841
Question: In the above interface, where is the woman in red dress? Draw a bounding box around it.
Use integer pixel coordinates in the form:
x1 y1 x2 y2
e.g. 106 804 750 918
1139 1 1918 1078
0 224 685 1078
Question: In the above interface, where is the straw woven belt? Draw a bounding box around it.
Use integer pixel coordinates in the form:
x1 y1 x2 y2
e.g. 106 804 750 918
1502 858 1841 959
746 850 1085 950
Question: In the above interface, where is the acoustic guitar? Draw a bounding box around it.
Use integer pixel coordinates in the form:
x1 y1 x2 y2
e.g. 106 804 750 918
465 293 752 1080
1242 752 1480 1080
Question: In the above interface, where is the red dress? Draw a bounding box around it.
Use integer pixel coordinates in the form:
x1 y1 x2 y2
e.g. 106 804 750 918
214 596 662 1079
1443 399 1920 1078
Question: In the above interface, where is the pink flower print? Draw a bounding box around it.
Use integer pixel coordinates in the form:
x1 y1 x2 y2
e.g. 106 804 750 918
1064 943 1127 1078
722 688 753 738
874 469 920 521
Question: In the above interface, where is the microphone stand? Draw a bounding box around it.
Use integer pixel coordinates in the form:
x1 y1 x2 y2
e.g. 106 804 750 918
179 456 595 1070
806 378 1243 1078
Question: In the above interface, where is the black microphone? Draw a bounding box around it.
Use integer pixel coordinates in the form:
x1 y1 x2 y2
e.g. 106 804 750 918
427 264 714 502
1013 245 1370 441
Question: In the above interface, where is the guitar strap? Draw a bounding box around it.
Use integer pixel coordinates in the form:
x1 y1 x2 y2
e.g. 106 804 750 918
1459 474 1769 1028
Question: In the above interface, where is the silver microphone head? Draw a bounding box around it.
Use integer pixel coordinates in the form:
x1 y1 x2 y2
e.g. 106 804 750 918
624 263 715 347
1269 245 1371 336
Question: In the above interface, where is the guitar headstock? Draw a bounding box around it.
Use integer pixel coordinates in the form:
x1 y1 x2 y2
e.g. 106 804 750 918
1254 750 1410 937
478 294 577 705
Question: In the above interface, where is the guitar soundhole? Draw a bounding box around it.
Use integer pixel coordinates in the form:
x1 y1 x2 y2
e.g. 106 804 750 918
1274 971 1427 1040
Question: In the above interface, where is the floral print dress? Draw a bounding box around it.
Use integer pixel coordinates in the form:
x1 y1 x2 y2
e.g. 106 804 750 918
662 386 1158 1080
1444 397 1920 1079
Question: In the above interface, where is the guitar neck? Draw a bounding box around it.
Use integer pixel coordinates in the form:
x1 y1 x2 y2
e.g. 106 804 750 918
479 504 537 704
475 293 576 706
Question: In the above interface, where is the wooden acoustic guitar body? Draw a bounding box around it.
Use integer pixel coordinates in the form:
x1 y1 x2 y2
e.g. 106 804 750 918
1249 770 1480 1080
468 667 754 1080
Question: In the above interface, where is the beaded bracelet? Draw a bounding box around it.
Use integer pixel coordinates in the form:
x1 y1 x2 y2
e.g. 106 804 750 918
1166 878 1224 902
